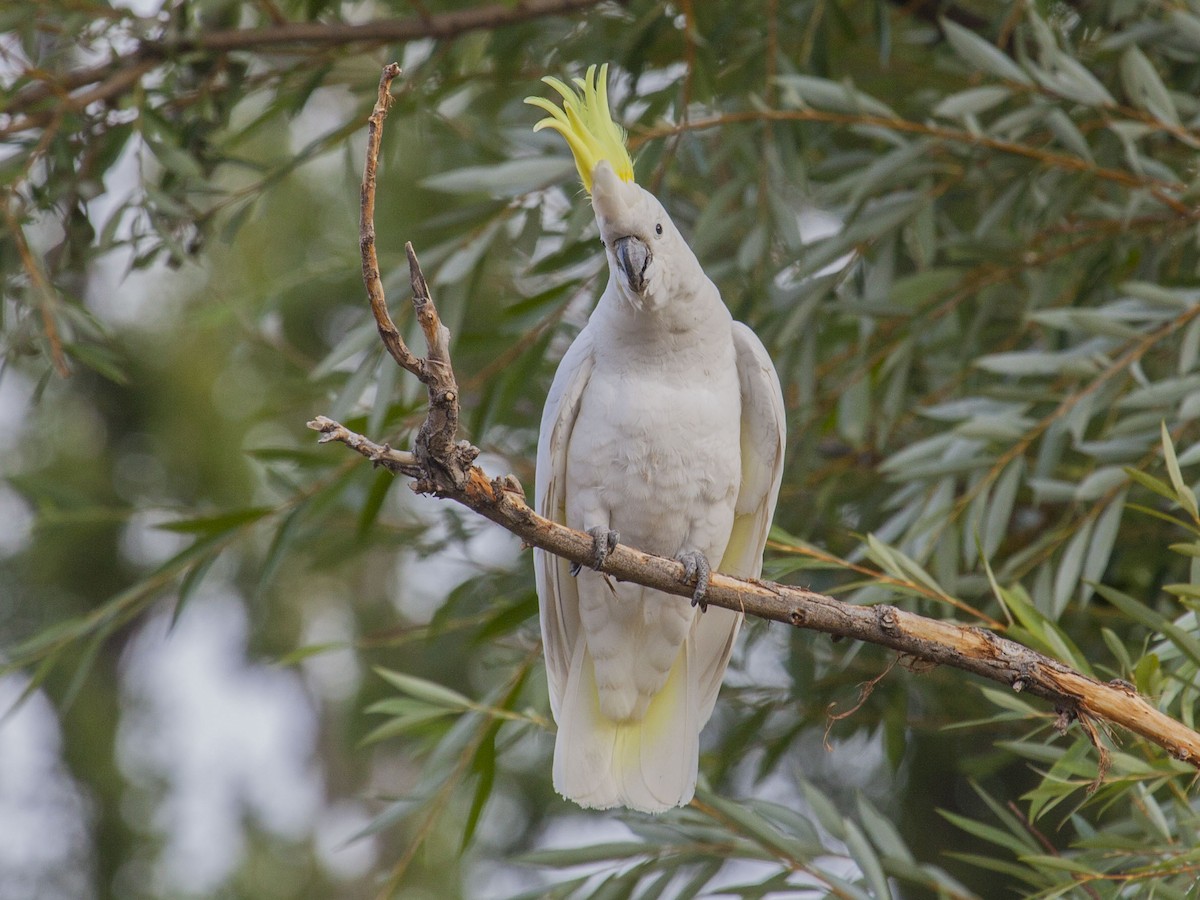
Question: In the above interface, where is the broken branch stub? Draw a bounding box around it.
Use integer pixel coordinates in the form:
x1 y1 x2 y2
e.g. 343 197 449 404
403 243 476 491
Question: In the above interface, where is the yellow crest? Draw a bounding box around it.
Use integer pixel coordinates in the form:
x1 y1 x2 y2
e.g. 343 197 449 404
525 63 635 193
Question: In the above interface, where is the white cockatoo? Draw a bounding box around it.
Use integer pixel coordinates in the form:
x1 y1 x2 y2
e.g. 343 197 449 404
526 65 786 813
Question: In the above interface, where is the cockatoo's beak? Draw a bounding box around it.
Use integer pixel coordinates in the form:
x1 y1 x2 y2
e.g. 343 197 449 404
613 235 650 294
591 160 651 296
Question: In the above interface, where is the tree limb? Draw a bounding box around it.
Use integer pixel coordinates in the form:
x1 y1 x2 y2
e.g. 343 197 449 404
7 0 617 127
309 63 1200 777
166 0 617 52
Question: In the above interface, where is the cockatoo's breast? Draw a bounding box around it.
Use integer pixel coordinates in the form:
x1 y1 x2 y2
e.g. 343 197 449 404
563 329 743 724
566 330 742 558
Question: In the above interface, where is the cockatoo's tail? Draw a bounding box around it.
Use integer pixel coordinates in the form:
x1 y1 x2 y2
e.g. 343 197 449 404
525 63 634 193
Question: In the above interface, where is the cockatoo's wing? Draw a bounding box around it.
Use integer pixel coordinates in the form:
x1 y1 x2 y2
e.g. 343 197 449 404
690 321 787 719
533 327 596 721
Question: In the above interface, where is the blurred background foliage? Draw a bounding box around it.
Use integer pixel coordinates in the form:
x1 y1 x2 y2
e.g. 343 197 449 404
5 0 1200 896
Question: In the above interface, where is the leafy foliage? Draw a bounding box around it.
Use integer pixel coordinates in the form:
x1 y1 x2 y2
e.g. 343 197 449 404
5 0 1200 897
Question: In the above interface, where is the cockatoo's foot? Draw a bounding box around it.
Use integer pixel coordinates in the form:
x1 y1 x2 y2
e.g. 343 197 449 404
675 550 711 612
570 527 620 576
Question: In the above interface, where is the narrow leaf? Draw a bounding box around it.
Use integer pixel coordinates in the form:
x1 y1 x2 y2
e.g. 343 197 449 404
1161 422 1199 521
1094 584 1200 670
373 667 473 710
940 19 1031 84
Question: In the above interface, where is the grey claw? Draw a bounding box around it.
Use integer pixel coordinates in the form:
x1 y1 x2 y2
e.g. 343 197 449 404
676 550 711 612
572 527 619 577
590 526 619 569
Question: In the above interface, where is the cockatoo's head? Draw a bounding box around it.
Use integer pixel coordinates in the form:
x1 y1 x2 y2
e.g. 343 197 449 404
589 161 697 312
526 65 703 313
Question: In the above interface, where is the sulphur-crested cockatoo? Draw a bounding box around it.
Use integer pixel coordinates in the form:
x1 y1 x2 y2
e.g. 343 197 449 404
526 65 786 813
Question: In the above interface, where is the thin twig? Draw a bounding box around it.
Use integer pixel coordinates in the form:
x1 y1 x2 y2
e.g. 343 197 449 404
824 655 901 750
4 200 71 377
631 108 1192 215
1007 800 1104 900
766 539 1003 628
355 64 475 493
649 0 696 194
164 0 615 52
5 0 616 129
308 416 420 477
361 65 426 381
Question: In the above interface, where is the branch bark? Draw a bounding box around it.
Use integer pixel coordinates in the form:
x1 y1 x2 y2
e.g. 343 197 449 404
309 63 1200 777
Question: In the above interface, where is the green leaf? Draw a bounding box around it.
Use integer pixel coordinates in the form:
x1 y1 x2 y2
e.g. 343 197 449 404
461 722 498 851
518 842 654 867
1017 855 1100 876
996 583 1092 673
65 340 130 385
697 788 798 859
326 348 383 422
800 781 847 841
855 795 914 864
373 667 473 710
357 469 395 538
940 18 1031 84
1033 49 1116 107
1094 584 1200 670
976 350 1100 377
1134 653 1160 697
274 642 347 667
157 506 275 534
983 457 1023 560
359 707 458 745
172 551 221 628
1161 422 1199 522
775 74 898 118
1081 490 1127 596
420 158 575 196
1119 46 1179 126
843 820 892 899
257 502 308 599
59 627 108 712
1052 518 1092 618
310 322 378 381
938 809 1036 858
864 533 948 598
943 852 1041 884
436 220 500 286
1124 466 1183 505
932 86 1011 118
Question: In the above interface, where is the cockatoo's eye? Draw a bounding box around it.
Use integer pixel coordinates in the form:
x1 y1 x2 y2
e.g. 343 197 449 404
655 223 663 236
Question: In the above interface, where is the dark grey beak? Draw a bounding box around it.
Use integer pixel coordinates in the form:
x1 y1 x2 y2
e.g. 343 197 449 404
613 235 651 294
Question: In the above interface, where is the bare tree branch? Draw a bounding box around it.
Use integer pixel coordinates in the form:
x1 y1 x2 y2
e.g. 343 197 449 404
7 0 617 126
360 65 478 491
167 0 617 52
5 200 71 377
309 63 1200 778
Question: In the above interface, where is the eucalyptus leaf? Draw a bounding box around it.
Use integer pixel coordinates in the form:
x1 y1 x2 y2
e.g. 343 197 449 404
421 157 575 196
940 18 1031 85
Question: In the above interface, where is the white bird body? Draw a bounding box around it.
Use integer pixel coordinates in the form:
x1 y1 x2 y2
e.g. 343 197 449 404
565 260 743 724
529 69 785 813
